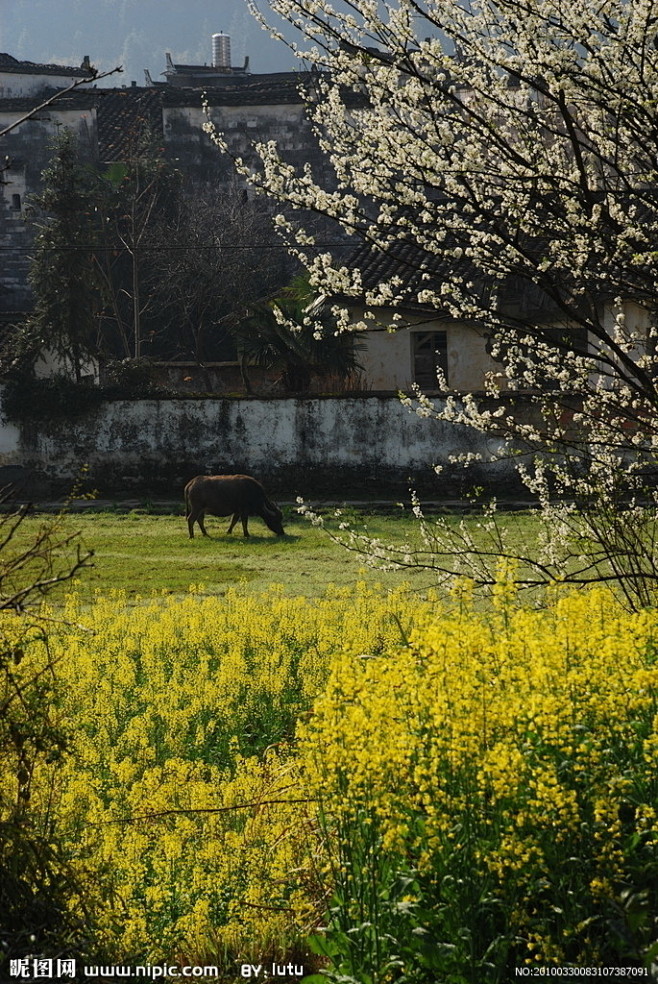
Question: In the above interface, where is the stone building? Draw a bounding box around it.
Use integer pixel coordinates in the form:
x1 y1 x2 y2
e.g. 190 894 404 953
0 43 330 321
0 84 98 316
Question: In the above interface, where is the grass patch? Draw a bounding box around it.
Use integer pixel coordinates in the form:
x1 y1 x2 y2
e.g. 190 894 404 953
2 502 544 600
69 506 436 599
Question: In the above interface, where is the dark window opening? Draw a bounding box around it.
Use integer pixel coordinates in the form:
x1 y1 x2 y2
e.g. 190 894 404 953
413 330 448 389
10 194 21 211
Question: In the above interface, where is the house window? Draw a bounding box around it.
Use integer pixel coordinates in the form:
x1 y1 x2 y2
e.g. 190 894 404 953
412 331 448 389
10 194 21 211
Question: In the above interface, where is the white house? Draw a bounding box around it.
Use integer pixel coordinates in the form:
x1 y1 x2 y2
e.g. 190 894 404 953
339 240 655 395
0 52 94 99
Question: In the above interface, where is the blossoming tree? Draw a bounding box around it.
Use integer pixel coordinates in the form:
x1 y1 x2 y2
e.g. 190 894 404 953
213 0 658 607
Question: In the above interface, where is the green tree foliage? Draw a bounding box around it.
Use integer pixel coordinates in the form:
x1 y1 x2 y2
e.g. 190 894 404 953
27 129 101 382
0 500 93 969
94 127 180 360
144 185 293 363
94 137 295 367
236 276 364 393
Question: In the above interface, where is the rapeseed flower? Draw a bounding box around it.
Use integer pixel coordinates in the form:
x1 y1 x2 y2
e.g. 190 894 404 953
4 579 658 978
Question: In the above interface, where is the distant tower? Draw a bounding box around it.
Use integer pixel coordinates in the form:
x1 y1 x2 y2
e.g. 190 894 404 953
212 33 231 71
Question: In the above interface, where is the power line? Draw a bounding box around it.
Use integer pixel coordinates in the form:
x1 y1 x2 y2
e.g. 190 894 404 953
0 241 352 253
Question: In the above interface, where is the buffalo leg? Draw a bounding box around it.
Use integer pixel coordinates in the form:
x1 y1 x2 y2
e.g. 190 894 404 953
227 512 239 534
189 509 209 538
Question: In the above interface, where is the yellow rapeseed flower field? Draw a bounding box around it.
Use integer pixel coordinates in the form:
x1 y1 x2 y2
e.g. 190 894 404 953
299 580 658 977
12 581 424 967
2 577 658 980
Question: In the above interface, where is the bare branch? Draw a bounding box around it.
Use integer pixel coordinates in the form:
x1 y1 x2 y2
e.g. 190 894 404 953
0 65 123 139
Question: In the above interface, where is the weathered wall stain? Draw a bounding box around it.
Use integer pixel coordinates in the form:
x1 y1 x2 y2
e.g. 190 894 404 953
0 394 518 497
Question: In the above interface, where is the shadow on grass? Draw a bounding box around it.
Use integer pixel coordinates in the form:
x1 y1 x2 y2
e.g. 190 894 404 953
195 532 302 544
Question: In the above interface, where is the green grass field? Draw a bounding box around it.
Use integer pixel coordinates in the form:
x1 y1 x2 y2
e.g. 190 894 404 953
8 501 543 601
60 505 432 599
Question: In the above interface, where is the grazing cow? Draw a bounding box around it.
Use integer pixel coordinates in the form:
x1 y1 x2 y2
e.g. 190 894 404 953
184 474 284 539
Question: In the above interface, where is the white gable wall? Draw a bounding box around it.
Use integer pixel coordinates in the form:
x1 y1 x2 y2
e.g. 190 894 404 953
0 70 85 99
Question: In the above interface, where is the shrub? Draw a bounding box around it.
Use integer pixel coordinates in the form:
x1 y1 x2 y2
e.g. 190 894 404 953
0 505 93 974
101 358 162 398
1 374 104 422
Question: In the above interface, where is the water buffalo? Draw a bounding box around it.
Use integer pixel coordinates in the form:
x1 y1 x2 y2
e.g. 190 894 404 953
184 474 285 539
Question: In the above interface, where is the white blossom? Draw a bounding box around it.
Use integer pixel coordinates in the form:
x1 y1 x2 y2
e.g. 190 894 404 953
206 0 658 607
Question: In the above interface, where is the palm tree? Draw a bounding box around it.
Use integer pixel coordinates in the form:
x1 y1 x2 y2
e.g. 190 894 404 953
236 276 363 394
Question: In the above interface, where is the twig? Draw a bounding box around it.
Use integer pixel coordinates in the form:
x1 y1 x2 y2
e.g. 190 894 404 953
102 797 317 825
0 66 123 138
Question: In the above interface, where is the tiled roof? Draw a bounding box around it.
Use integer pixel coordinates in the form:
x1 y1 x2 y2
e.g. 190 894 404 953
0 92 96 113
348 235 482 301
163 72 315 106
164 52 250 83
96 88 164 162
346 234 558 319
0 52 92 78
167 63 225 74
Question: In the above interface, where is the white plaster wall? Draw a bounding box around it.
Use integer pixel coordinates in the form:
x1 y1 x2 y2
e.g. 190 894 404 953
360 330 412 390
0 72 83 99
168 103 307 127
358 302 652 394
34 349 99 384
0 415 20 464
587 301 652 390
358 317 497 391
1 395 513 491
601 300 652 357
164 102 308 150
448 324 493 390
1 163 26 210
0 107 96 151
212 103 307 129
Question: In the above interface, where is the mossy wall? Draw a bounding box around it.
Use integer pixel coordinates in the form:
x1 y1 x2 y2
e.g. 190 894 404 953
0 394 519 498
